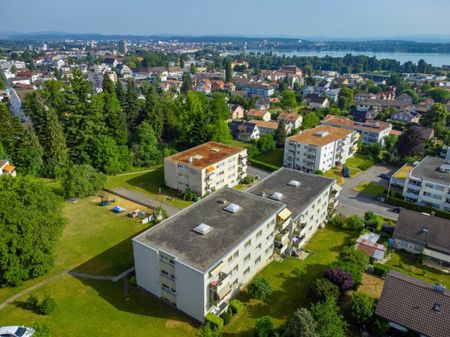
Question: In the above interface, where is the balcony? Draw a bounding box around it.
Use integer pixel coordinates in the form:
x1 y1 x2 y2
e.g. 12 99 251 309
274 241 288 255
210 272 231 300
275 230 289 246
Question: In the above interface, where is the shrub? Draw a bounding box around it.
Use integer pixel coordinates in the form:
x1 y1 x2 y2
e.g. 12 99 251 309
39 294 57 315
344 215 364 231
280 308 318 337
61 164 106 199
183 186 197 201
129 275 137 286
373 263 390 277
308 278 340 303
323 267 354 292
350 292 375 325
248 278 272 301
364 211 379 230
198 324 221 337
248 158 280 172
336 261 363 286
358 159 374 171
25 294 40 311
220 309 233 325
314 169 324 175
243 175 256 185
254 315 274 337
32 322 51 337
311 298 348 337
371 317 389 337
230 299 244 314
205 313 224 331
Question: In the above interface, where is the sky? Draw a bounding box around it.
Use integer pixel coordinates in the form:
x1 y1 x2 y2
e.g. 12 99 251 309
2 0 450 39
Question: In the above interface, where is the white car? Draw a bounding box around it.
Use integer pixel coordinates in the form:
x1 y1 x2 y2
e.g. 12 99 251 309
0 326 35 337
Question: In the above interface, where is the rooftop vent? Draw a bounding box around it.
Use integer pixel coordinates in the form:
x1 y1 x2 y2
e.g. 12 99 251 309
270 192 284 201
217 199 227 204
260 192 267 198
420 227 429 233
433 284 446 294
434 303 442 313
438 164 450 173
192 223 213 235
210 147 220 153
193 154 204 160
288 180 301 187
224 203 241 214
314 131 329 138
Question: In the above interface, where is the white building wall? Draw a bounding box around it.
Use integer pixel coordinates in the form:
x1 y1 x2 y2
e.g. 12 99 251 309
133 241 161 297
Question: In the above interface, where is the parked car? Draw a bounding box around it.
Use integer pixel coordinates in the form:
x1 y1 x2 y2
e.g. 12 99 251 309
391 207 401 214
379 173 391 180
376 195 386 203
0 326 35 337
342 166 350 178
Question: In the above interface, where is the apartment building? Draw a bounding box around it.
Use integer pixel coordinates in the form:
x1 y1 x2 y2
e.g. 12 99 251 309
402 156 450 212
321 114 392 145
283 125 359 173
132 188 285 322
248 168 339 256
164 142 247 197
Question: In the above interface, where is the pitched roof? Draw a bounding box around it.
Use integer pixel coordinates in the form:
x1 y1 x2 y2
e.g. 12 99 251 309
393 209 450 254
277 112 301 122
287 125 354 147
247 109 269 118
375 271 450 337
249 119 278 130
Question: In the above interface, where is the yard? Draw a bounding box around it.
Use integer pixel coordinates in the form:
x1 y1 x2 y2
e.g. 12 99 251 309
255 147 284 168
223 225 356 336
353 181 386 197
105 167 192 208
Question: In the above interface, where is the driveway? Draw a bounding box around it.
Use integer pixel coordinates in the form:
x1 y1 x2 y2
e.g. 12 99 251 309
336 164 399 220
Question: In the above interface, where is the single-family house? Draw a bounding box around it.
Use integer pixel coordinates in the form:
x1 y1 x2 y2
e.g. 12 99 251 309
246 109 271 122
391 110 421 124
277 112 302 130
229 104 245 120
305 93 330 109
229 120 260 142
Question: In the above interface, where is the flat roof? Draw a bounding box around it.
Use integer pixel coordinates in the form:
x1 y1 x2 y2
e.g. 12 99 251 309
165 141 246 169
134 188 284 272
248 168 335 219
322 114 392 133
410 156 450 185
375 271 450 337
287 125 354 147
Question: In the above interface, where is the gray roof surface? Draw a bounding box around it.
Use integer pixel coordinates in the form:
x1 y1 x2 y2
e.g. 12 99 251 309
410 156 450 185
393 209 450 254
248 168 335 219
375 271 450 337
134 188 283 272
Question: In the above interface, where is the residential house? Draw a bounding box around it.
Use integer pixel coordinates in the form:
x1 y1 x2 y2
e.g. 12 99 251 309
402 156 450 211
229 104 245 120
249 120 289 136
321 115 392 145
355 92 377 102
7 87 34 122
277 112 302 130
132 187 284 322
391 110 421 124
284 125 359 173
229 121 260 142
392 209 450 270
410 125 435 140
0 160 16 177
234 80 274 98
305 93 329 109
164 141 247 197
246 109 271 122
350 109 379 122
103 57 118 68
375 271 450 337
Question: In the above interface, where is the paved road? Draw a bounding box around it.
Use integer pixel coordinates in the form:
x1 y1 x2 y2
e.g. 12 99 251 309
105 187 181 216
336 164 399 220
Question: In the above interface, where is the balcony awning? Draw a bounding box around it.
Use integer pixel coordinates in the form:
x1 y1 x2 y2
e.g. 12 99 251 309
207 166 215 172
277 208 292 221
209 261 224 277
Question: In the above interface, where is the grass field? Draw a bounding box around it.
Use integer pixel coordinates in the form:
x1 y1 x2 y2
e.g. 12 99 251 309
357 273 384 299
255 148 284 168
223 225 356 336
230 139 254 149
324 168 346 185
106 167 192 208
353 181 386 197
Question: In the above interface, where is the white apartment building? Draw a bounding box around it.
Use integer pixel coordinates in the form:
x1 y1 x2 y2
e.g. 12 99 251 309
402 156 450 212
248 168 339 256
164 142 247 197
283 125 359 173
132 188 285 322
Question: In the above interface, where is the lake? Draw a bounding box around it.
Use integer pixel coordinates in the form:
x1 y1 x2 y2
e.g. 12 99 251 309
248 50 450 67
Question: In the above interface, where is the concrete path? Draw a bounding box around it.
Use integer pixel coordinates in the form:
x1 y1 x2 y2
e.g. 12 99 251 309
104 187 181 216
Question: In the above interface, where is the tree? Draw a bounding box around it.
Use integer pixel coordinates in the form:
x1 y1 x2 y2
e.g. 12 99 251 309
280 308 318 337
364 211 379 230
14 128 44 176
422 103 448 128
124 78 141 134
310 299 348 337
225 59 233 83
257 134 276 154
248 278 272 300
254 316 274 337
102 73 115 94
275 120 288 147
0 176 64 286
61 164 106 199
396 127 425 158
280 90 297 111
43 107 68 177
181 72 193 94
337 87 354 111
103 91 128 146
179 54 185 69
344 215 364 231
302 112 320 129
132 121 163 167
209 93 233 144
90 135 124 174
308 278 340 304
427 88 450 103
323 267 353 292
350 292 375 325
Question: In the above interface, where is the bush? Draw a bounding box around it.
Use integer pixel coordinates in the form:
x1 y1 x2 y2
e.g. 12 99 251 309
205 313 224 331
242 175 256 185
340 246 369 272
351 292 375 325
254 316 274 337
248 278 272 301
25 294 40 311
311 298 348 337
373 263 390 277
220 309 233 325
308 278 340 303
344 215 364 231
358 159 374 171
314 169 324 175
230 299 244 314
32 322 51 337
364 211 379 230
386 196 450 220
183 186 197 201
337 261 363 286
129 275 137 286
323 267 354 292
61 164 106 199
248 158 280 172
39 294 57 315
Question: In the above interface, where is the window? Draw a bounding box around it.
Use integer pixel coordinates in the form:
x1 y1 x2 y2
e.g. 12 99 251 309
256 243 262 250
228 256 233 263
244 253 251 263
233 279 238 288
255 256 261 265
161 270 169 276
233 250 239 259
245 239 251 248
256 230 262 238
244 267 250 277
233 265 238 273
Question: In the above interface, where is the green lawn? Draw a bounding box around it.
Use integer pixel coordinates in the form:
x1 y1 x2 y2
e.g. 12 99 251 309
345 153 373 170
0 275 196 337
324 168 346 185
0 196 150 303
255 148 284 168
353 181 386 197
223 225 356 336
386 251 450 288
230 139 254 149
106 167 192 208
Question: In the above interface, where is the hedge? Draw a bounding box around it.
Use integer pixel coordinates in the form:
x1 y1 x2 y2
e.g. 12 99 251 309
248 158 280 172
386 196 450 220
230 299 244 314
205 313 224 331
373 263 391 277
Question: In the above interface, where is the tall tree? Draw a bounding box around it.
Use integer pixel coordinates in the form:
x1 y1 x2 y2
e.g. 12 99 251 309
280 90 297 111
102 73 115 94
102 92 128 146
275 120 288 147
181 72 192 94
139 86 164 140
422 103 448 128
396 127 425 158
132 121 163 167
44 107 68 177
337 86 354 111
225 59 233 83
209 93 232 144
311 299 348 337
124 78 141 133
14 128 44 176
280 308 318 337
